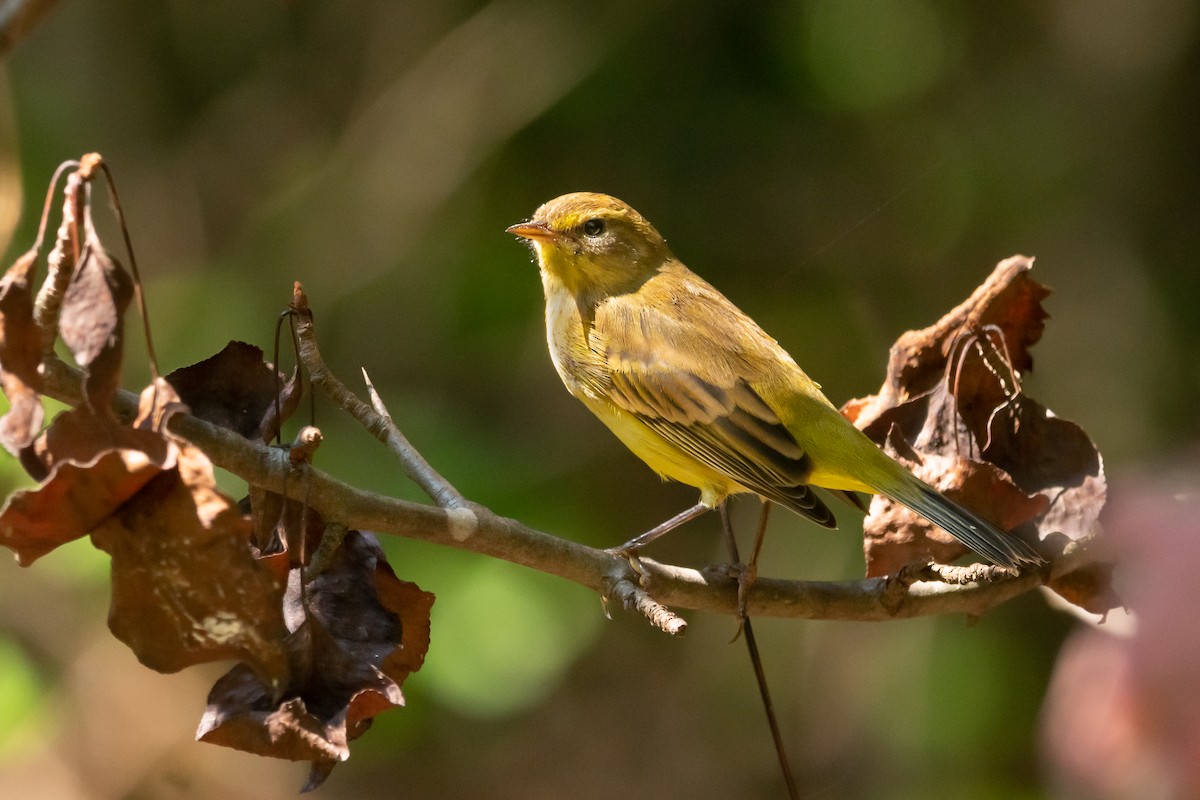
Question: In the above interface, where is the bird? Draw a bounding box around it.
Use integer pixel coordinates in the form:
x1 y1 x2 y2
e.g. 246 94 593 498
506 192 1043 572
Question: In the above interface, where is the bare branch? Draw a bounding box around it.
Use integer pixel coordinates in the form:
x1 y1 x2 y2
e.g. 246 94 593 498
41 355 1047 628
603 574 688 635
33 169 83 350
289 286 469 511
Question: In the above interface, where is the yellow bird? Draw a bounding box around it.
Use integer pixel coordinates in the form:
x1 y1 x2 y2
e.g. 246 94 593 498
507 192 1042 570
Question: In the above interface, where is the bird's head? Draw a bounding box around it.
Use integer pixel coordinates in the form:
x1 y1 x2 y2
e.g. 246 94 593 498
507 192 671 298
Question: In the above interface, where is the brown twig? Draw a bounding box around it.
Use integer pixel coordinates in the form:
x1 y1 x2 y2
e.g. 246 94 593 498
603 576 687 635
95 157 161 381
720 504 800 800
39 355 1047 627
32 167 83 350
289 284 469 512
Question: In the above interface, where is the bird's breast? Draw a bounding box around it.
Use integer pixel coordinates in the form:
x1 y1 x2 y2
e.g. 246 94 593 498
543 281 606 400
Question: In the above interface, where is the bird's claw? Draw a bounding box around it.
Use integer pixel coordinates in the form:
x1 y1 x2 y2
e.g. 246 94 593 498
606 546 647 580
736 560 758 621
709 561 758 642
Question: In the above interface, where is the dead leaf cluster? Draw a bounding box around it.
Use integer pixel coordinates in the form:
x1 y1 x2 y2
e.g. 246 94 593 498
0 155 433 791
843 256 1115 614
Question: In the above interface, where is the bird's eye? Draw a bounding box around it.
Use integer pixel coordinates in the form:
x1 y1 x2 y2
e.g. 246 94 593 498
582 218 605 237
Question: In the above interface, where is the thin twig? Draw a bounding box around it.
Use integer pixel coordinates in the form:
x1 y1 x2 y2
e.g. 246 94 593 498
39 356 1048 626
95 158 161 380
720 504 800 800
603 575 687 635
362 367 468 510
289 285 468 511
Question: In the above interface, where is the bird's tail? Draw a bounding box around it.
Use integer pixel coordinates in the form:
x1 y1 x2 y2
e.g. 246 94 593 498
878 476 1044 571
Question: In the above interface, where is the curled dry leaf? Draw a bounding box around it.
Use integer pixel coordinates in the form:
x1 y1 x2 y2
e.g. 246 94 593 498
3 378 292 684
247 482 326 563
168 340 309 548
842 257 1112 613
0 250 46 455
843 255 1049 429
90 436 290 683
166 341 309 557
165 340 301 442
0 380 172 565
87 379 288 681
0 436 168 565
59 227 133 410
198 531 434 792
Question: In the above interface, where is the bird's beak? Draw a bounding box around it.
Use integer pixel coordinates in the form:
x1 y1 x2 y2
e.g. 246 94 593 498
506 221 557 242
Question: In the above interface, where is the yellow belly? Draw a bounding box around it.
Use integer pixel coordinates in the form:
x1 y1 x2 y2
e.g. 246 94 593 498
578 394 745 507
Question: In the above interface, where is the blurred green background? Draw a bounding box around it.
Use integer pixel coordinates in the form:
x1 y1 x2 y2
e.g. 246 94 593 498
0 1 1196 798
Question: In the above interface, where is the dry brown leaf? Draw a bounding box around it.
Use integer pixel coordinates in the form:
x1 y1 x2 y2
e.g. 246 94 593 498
0 440 170 565
166 339 318 561
247 482 326 564
59 227 133 410
90 438 290 683
866 433 1051 576
166 341 310 557
0 380 175 565
0 250 46 456
82 380 291 681
843 257 1112 613
165 341 301 442
198 531 434 792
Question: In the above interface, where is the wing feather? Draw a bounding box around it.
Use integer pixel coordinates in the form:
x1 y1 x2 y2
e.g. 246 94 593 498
595 291 836 527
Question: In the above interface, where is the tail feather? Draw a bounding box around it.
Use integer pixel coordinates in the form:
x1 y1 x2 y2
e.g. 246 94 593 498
769 484 838 529
883 480 1044 570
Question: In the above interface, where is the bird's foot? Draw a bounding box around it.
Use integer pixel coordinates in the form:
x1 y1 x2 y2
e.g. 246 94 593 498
710 561 758 641
606 545 648 581
736 560 758 621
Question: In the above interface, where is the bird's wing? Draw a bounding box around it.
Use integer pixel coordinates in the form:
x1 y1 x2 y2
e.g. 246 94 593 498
593 293 836 527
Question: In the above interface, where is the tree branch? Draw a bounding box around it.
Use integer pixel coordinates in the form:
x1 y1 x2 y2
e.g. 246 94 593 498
41 354 1047 628
289 285 469 511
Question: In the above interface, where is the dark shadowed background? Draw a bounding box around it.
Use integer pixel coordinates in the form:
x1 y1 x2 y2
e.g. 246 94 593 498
0 1 1196 798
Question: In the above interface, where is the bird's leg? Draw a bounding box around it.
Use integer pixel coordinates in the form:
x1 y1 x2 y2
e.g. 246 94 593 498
718 503 747 638
717 500 800 799
609 501 711 556
718 501 771 628
738 501 772 621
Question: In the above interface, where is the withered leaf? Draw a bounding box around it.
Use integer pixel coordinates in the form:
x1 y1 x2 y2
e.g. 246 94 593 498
198 618 402 790
91 439 289 684
198 531 433 792
24 402 169 478
846 256 1049 432
843 257 1112 613
1046 561 1121 617
0 250 46 455
0 434 169 565
0 381 176 565
301 531 434 685
866 435 1051 577
165 341 301 442
59 228 133 410
0 379 182 564
373 550 435 687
